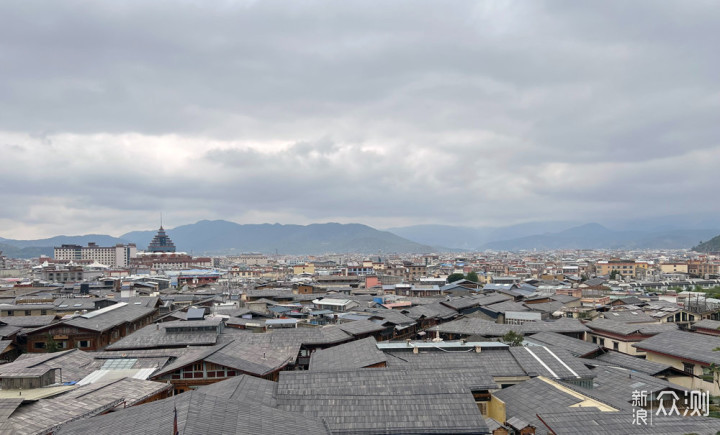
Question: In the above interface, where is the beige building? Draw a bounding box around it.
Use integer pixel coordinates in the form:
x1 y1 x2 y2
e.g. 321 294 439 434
293 263 316 275
596 260 638 278
659 263 688 274
54 243 137 268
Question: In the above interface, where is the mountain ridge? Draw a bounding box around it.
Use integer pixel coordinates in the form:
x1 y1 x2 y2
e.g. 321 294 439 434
0 221 435 257
481 224 720 250
693 235 720 253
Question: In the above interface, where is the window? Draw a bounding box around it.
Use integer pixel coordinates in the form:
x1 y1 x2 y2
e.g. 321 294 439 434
7 311 13 316
33 342 46 349
613 342 619 351
41 310 47 316
78 340 90 348
25 310 32 316
683 362 695 375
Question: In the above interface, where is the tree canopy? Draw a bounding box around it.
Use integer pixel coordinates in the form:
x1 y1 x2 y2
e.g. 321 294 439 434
447 273 465 283
501 331 524 347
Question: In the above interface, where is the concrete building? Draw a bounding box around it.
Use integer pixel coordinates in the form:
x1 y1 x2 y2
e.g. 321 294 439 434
54 243 137 268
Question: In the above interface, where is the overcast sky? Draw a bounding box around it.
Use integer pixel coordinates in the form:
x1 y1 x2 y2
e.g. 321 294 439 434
1 0 719 239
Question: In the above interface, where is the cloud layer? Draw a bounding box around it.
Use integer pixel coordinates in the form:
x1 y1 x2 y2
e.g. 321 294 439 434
1 1 719 238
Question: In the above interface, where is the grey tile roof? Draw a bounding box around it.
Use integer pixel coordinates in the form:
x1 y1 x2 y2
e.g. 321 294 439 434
601 310 657 323
484 417 505 432
0 398 22 420
0 340 13 354
53 298 99 310
0 378 169 434
309 337 386 371
616 296 643 305
224 317 266 327
278 392 488 434
493 376 628 431
524 300 565 314
585 365 688 400
432 317 518 337
441 296 483 311
474 293 514 306
59 377 172 406
0 315 56 327
537 409 720 435
692 318 720 331
384 349 528 377
549 294 580 304
403 301 458 320
278 367 498 397
190 374 277 407
359 308 416 326
521 318 589 334
64 305 156 332
3 393 123 434
525 331 600 357
204 338 299 376
270 325 352 346
92 348 187 359
277 368 493 434
213 307 252 318
245 289 296 299
584 277 607 287
105 320 221 350
58 387 330 435
585 319 677 336
0 349 96 382
0 324 21 338
590 351 672 375
482 300 530 314
633 330 720 365
508 346 595 380
506 416 532 430
336 319 386 336
433 317 587 337
118 296 160 308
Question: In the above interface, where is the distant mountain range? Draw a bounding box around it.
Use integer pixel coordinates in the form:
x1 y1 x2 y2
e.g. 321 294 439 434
387 221 580 250
693 235 720 253
2 219 718 259
481 223 719 251
389 222 720 251
0 221 434 258
122 220 436 255
0 242 54 259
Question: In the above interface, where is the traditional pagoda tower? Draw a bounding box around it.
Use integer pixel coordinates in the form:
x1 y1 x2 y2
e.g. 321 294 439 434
147 225 176 253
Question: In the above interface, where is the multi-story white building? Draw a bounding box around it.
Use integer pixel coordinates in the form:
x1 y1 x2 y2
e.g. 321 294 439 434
54 243 137 268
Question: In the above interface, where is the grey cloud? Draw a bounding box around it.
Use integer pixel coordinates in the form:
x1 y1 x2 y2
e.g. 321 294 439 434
0 1 719 238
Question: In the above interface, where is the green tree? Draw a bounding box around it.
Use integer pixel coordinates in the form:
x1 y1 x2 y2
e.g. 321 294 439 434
465 271 479 283
609 270 622 280
46 333 60 353
501 330 524 347
447 273 465 283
